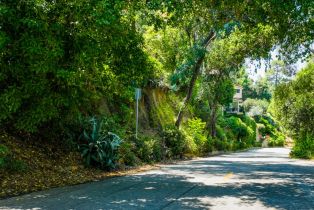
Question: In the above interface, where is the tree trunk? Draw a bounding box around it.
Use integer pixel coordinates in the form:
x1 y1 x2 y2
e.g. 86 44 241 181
175 31 216 127
211 106 217 138
206 103 217 138
175 57 204 127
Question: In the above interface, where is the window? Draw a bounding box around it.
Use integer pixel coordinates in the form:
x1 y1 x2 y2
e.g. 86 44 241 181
236 89 240 93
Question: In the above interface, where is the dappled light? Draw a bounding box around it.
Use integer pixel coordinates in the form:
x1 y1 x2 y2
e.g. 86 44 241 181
0 0 313 208
1 148 313 209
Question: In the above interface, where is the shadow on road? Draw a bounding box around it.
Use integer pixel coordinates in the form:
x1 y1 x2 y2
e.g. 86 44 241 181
1 148 313 210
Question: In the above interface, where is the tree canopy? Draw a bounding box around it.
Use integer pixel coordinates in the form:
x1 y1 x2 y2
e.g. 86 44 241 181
0 0 154 133
270 60 314 158
0 0 313 148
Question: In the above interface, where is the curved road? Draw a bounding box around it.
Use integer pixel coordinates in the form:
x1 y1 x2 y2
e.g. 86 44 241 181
0 148 313 210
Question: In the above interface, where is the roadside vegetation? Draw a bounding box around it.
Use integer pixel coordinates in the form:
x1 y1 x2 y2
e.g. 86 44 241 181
270 61 314 159
0 0 313 198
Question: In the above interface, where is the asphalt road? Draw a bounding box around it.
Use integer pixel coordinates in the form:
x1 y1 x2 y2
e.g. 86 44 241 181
0 148 313 210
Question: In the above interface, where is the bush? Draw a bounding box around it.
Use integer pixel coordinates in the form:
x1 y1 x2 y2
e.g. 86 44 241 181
1 156 28 173
0 145 9 169
0 145 9 158
290 133 314 159
254 141 262 147
257 123 265 135
183 134 197 155
161 125 187 158
152 139 164 162
268 133 285 147
0 145 27 173
134 135 163 163
214 115 258 151
101 115 127 137
241 115 257 144
78 117 122 170
118 140 140 166
254 115 286 147
254 115 277 135
208 138 230 151
226 117 249 141
241 115 257 131
223 116 256 149
119 134 164 166
216 125 227 141
277 135 285 146
185 118 208 154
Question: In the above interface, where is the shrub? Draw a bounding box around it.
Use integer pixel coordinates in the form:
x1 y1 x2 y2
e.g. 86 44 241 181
142 138 156 163
254 141 262 147
161 125 187 158
119 134 164 165
118 140 140 166
244 126 255 145
216 125 227 141
241 115 257 131
226 117 249 140
215 115 258 151
184 134 198 155
0 145 27 173
0 145 9 158
185 118 208 154
241 115 257 144
290 133 314 159
101 115 126 137
277 135 285 146
254 115 277 135
1 156 28 173
224 116 255 149
0 145 9 169
268 133 285 147
134 135 161 163
78 117 122 170
257 123 265 135
152 139 164 162
209 138 230 151
254 115 286 147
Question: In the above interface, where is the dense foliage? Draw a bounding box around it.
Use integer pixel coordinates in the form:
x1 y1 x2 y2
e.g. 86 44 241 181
78 118 122 169
0 0 313 182
0 0 153 138
0 144 27 173
254 115 285 147
270 61 314 158
243 99 269 116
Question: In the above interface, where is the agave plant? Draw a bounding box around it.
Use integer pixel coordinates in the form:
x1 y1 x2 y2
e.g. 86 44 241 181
79 117 122 169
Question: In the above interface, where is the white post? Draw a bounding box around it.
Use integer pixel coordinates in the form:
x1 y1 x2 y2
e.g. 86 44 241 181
136 97 139 139
135 88 141 139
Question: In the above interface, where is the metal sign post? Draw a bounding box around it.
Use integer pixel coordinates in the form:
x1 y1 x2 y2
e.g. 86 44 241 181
135 88 141 138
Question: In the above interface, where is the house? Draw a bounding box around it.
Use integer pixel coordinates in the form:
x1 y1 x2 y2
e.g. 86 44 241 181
225 85 243 114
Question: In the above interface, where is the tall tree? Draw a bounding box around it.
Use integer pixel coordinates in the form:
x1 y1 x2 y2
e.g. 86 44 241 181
198 26 275 137
201 75 234 138
266 59 296 90
269 61 314 158
144 0 314 127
